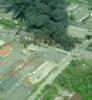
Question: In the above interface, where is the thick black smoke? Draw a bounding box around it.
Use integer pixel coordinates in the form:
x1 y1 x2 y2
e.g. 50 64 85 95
0 0 75 50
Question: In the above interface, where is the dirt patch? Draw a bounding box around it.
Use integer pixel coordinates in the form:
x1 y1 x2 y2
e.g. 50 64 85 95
70 93 82 100
0 45 13 57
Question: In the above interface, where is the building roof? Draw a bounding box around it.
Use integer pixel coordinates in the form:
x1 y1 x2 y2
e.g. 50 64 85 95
3 84 30 100
0 40 4 46
72 6 89 22
67 25 90 38
67 3 79 11
0 76 18 94
29 61 56 84
0 29 17 45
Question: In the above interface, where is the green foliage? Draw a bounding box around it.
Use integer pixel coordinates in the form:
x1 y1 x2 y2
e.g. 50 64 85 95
87 42 92 51
87 0 92 6
0 0 75 50
73 37 83 44
35 84 58 100
55 59 92 100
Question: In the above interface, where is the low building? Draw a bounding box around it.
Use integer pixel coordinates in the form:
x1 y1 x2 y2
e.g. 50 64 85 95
72 6 89 22
84 17 92 32
67 3 79 12
3 83 30 100
67 25 90 38
0 29 17 46
28 60 56 84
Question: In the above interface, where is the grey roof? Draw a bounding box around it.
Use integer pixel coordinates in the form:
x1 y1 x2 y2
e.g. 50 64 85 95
0 76 18 93
3 84 30 100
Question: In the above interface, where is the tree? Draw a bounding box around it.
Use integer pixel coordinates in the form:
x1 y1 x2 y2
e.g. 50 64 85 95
0 0 75 50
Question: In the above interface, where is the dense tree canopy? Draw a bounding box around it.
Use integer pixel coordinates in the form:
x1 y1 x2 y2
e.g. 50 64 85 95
0 0 75 50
